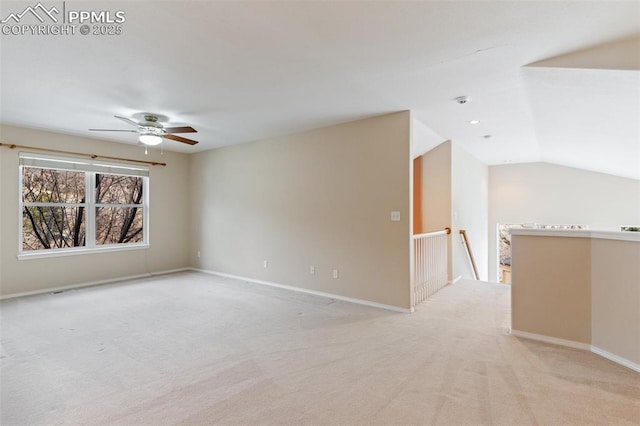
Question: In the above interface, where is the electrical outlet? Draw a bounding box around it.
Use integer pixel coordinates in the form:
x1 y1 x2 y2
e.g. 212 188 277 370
310 265 315 275
391 211 401 221
332 269 339 279
197 251 201 258
263 260 268 268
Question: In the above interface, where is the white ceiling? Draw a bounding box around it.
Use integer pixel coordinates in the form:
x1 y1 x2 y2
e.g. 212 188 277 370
1 1 639 179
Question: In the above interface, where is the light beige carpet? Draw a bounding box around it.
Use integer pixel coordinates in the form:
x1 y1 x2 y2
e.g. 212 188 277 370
1 271 638 425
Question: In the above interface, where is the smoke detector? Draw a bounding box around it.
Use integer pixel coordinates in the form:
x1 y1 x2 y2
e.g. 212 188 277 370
455 96 470 104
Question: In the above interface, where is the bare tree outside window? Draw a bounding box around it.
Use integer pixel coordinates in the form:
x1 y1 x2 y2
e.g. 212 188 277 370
22 166 146 252
22 167 86 250
95 174 144 245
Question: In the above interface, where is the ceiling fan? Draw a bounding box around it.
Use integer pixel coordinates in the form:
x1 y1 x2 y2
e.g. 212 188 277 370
89 114 198 146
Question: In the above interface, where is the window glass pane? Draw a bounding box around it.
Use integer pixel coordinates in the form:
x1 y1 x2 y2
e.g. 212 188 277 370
96 174 143 205
95 207 144 245
22 167 85 203
20 160 147 254
22 206 86 250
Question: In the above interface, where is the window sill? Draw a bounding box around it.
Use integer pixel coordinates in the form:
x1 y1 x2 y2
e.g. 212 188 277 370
17 243 149 260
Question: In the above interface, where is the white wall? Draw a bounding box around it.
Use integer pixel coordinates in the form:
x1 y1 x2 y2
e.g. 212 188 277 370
0 125 192 297
452 143 488 281
488 162 640 282
411 117 446 159
189 112 412 309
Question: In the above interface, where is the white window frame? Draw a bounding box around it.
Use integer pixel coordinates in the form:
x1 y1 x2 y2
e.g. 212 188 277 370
18 152 150 260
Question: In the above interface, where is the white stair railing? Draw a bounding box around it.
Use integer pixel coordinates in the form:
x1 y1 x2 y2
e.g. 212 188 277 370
412 228 450 308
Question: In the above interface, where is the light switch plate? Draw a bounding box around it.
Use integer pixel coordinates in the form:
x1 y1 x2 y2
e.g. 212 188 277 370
391 211 401 221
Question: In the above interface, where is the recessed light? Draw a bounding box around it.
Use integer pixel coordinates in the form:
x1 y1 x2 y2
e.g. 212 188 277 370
469 120 480 125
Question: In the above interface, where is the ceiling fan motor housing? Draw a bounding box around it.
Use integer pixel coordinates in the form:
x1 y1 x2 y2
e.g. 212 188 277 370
139 115 166 136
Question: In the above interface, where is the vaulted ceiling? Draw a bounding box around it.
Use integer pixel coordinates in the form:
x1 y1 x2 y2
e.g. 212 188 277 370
1 1 638 179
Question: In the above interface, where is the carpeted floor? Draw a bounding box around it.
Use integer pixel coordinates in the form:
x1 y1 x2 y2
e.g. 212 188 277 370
1 271 638 425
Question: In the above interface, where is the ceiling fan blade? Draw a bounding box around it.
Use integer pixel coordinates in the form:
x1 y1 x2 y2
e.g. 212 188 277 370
164 134 199 145
164 126 197 134
89 129 138 132
115 115 140 127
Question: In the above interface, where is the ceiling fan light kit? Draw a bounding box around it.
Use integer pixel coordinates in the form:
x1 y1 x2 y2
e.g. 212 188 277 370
89 113 199 147
139 134 163 145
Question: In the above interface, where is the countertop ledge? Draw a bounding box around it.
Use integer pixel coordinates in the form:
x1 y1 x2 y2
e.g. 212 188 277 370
510 228 640 242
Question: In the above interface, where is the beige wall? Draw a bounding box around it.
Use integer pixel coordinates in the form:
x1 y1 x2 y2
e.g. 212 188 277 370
452 142 488 281
421 141 451 233
512 230 640 369
0 145 3 287
591 239 640 365
189 112 412 309
0 125 191 297
511 235 592 344
489 162 640 282
418 140 489 282
420 141 452 280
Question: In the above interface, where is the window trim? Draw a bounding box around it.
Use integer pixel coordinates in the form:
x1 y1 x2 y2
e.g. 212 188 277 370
18 152 150 259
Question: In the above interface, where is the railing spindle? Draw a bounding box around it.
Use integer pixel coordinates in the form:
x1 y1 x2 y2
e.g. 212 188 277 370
412 229 449 308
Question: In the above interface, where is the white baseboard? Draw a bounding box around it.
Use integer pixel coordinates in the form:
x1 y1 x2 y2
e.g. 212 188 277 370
193 268 412 313
512 329 640 372
449 275 462 284
591 346 640 373
0 267 191 300
511 329 591 351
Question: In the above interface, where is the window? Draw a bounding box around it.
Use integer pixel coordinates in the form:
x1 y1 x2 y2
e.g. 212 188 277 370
19 153 149 257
